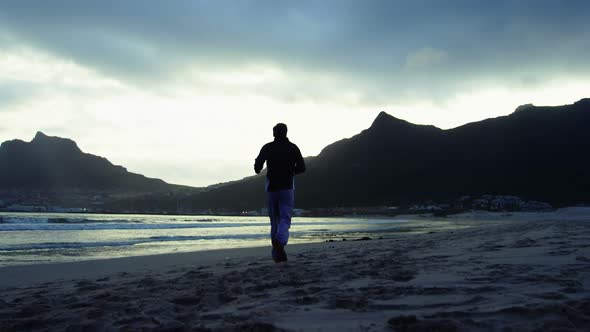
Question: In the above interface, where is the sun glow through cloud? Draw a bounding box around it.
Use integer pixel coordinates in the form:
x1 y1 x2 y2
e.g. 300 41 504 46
1 1 589 187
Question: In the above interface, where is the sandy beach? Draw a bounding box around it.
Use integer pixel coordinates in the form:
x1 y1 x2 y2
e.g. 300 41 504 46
1 217 590 331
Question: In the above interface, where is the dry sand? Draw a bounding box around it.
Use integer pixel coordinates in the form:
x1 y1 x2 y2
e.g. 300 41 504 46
1 218 590 331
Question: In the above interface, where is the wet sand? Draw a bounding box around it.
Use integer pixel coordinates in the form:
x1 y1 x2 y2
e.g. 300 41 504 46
1 218 590 331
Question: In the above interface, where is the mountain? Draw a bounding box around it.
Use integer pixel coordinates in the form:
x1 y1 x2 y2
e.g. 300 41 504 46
0 132 180 193
191 98 590 209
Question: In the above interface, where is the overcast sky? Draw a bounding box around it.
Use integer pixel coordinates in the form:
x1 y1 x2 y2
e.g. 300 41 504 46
1 0 589 186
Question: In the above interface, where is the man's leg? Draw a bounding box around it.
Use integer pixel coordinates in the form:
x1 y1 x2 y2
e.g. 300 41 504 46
273 189 294 262
276 189 294 246
267 191 280 261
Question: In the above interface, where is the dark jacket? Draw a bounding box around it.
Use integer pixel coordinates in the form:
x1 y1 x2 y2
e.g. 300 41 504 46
254 137 305 191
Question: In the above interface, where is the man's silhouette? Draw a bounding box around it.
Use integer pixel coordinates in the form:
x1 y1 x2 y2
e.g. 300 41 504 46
254 123 305 263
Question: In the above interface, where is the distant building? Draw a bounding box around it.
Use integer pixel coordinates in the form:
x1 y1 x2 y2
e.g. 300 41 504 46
522 201 553 211
49 207 87 213
293 209 309 217
241 210 260 216
5 205 47 212
470 195 552 212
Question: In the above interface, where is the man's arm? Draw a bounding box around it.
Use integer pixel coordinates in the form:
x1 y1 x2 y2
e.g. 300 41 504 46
293 145 306 175
254 145 267 174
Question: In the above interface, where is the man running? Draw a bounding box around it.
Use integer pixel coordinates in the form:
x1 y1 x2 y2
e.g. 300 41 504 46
254 123 305 263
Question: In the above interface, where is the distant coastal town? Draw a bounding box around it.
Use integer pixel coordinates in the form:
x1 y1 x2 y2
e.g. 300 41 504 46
0 190 554 217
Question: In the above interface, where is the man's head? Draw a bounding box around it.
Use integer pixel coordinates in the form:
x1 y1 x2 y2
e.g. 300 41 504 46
273 123 288 138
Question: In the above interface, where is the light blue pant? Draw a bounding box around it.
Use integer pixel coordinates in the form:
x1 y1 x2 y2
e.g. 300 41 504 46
268 189 294 246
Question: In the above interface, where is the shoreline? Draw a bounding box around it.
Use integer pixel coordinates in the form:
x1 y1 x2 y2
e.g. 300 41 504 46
0 213 479 269
0 218 481 287
0 212 587 287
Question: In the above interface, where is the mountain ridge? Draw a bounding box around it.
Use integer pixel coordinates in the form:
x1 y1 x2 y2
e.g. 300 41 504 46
1 98 588 211
190 98 590 209
0 131 183 193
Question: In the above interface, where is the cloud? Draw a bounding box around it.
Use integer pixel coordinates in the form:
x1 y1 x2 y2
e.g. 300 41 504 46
0 81 39 109
0 46 128 113
405 48 448 70
0 0 589 107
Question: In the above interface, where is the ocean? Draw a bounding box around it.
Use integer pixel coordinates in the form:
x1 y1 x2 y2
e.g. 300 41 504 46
0 212 461 267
